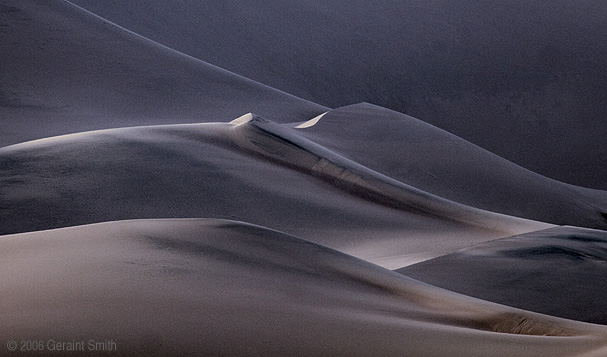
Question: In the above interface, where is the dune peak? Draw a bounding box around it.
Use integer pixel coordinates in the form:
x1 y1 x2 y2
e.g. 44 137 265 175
229 113 254 125
295 112 327 129
229 113 268 126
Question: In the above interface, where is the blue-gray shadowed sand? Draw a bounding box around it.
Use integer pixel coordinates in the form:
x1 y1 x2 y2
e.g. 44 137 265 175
69 0 607 189
398 226 607 325
296 103 607 229
0 0 325 147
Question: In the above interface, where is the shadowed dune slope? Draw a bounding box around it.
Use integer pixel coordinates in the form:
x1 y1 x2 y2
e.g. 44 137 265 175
398 226 607 325
70 0 607 188
2 219 607 356
0 0 325 147
0 113 550 268
297 103 607 230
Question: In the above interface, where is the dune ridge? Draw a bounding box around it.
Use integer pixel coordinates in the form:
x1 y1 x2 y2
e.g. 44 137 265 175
0 113 552 268
297 103 607 229
227 112 546 230
69 0 607 189
0 0 325 147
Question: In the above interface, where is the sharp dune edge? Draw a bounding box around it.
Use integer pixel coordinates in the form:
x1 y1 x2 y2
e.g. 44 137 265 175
2 0 607 355
297 103 607 230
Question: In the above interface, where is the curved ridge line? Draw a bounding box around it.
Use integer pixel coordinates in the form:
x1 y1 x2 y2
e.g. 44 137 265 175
295 112 327 129
228 116 547 231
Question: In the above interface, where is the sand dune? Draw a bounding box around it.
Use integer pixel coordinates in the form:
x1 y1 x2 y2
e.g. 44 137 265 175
2 219 607 356
69 0 607 188
0 0 325 147
3 0 607 354
398 226 607 325
228 113 540 228
0 114 550 268
296 103 607 229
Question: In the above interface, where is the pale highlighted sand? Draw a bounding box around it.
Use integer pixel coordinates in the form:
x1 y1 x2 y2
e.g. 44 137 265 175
293 112 328 128
1 219 607 356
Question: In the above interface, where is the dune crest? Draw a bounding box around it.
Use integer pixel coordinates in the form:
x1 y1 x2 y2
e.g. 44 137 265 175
0 0 325 147
228 113 549 231
0 113 550 269
68 0 607 188
294 112 327 128
298 103 607 229
229 112 255 125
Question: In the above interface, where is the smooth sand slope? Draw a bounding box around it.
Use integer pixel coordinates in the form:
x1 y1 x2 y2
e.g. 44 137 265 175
70 0 607 188
0 0 325 147
398 226 607 325
2 219 607 356
296 103 607 230
0 112 551 268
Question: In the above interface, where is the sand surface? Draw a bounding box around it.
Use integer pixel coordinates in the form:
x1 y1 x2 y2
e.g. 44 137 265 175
2 219 607 356
2 0 607 355
0 0 325 147
398 226 607 325
0 114 553 269
297 103 607 229
69 0 607 188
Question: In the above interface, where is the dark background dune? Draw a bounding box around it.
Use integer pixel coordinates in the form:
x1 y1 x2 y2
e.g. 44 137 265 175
70 0 607 189
298 104 607 230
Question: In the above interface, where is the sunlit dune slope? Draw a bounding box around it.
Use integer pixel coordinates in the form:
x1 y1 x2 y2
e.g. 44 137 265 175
1 219 607 356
